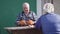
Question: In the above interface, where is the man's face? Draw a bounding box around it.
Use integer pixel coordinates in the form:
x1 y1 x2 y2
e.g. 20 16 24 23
23 4 30 13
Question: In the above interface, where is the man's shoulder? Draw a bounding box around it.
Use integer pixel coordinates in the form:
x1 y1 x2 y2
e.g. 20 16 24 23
49 13 60 18
18 11 24 14
39 13 50 20
17 12 24 16
54 14 60 19
30 11 36 14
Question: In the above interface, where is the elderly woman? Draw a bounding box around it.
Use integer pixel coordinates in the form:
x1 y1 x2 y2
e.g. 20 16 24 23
16 2 36 26
35 3 60 34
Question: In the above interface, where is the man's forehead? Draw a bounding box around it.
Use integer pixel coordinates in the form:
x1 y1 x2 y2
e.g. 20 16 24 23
24 4 28 6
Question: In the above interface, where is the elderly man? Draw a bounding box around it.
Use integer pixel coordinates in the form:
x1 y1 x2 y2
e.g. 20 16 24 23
16 2 36 26
35 3 60 34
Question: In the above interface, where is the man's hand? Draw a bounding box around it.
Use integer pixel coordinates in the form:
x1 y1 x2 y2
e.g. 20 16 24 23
26 20 34 25
19 20 26 26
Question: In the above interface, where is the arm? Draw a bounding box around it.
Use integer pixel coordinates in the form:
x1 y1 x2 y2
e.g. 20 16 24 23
26 12 37 25
35 18 41 30
32 12 37 23
16 13 26 26
16 13 21 25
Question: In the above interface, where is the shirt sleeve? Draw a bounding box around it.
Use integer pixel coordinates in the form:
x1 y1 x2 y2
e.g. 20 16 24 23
16 13 22 25
16 13 21 21
32 12 37 23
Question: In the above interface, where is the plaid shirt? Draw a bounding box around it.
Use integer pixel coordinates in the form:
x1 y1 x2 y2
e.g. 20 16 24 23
16 11 37 24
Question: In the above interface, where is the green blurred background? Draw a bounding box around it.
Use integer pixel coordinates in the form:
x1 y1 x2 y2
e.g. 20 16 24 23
0 0 36 34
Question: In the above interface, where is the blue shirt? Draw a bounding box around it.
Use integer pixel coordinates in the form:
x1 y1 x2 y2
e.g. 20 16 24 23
16 11 37 24
36 13 60 34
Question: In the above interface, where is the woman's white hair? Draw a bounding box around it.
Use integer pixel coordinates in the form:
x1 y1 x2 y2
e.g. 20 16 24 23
43 3 54 13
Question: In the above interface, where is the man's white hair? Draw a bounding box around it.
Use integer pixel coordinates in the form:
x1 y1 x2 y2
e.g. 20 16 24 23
43 3 54 13
23 2 30 8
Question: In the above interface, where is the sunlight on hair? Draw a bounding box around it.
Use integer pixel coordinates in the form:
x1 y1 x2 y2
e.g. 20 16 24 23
43 3 54 13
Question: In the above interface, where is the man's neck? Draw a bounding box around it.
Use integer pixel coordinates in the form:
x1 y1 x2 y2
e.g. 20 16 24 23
25 12 30 16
